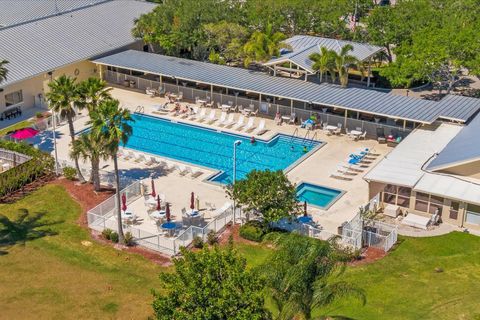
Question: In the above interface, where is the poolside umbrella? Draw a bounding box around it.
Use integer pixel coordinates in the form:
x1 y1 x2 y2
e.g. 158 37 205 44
151 179 156 198
165 202 171 222
121 193 127 212
304 201 308 216
190 192 195 210
11 127 38 140
156 195 161 211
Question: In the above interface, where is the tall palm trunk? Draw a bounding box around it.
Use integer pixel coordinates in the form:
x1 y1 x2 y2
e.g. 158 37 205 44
67 113 85 182
113 154 124 243
91 158 101 191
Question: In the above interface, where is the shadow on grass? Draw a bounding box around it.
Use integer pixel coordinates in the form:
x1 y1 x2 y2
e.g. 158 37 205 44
0 208 61 255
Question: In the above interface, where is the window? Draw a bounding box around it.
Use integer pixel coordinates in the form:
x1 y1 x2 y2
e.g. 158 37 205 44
465 204 480 225
415 192 444 215
449 202 459 220
5 90 23 107
383 184 411 207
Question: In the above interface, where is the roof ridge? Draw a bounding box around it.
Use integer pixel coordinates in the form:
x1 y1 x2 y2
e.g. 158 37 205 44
0 0 113 30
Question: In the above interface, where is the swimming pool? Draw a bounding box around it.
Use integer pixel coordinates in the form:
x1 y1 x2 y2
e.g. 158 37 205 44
124 114 322 184
296 182 343 209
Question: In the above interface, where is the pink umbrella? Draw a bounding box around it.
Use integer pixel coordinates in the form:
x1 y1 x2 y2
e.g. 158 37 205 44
11 128 38 140
156 195 161 211
151 179 156 198
190 192 195 210
165 202 171 222
121 193 127 212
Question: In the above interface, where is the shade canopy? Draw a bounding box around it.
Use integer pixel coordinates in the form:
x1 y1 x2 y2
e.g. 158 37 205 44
11 127 38 139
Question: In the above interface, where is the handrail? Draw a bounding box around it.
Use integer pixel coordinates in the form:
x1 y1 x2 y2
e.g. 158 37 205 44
134 105 144 113
301 130 310 145
308 131 318 147
289 128 299 144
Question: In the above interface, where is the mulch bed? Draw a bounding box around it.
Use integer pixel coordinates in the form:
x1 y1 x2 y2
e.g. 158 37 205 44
0 173 56 204
348 246 387 266
218 224 260 246
51 178 172 266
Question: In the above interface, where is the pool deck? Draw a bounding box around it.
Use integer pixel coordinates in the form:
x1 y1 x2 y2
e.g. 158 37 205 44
51 87 391 236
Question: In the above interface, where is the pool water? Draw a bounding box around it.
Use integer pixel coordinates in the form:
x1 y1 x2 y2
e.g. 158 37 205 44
124 114 322 184
296 182 343 209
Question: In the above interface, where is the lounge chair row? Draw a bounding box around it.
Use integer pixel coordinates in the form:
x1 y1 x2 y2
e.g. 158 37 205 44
330 147 378 181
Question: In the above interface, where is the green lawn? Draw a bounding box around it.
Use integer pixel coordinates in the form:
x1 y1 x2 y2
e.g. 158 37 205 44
2 184 480 319
0 184 163 319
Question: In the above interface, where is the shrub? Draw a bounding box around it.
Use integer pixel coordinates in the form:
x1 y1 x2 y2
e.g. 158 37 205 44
192 236 204 249
206 230 218 245
102 228 113 240
124 232 134 246
109 231 119 243
35 112 44 119
63 166 77 180
239 221 265 242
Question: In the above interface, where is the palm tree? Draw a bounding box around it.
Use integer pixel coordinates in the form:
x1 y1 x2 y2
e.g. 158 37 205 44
330 44 360 87
309 47 335 83
243 23 289 67
0 59 8 84
261 233 365 320
76 77 112 114
46 75 85 182
88 99 133 243
70 132 110 192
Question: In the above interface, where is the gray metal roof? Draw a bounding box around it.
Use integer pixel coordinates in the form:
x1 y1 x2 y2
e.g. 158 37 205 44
0 0 155 88
427 111 480 171
265 35 385 73
94 50 480 124
0 0 108 28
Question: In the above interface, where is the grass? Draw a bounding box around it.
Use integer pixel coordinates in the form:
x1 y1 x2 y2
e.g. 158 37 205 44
2 184 480 319
0 184 163 319
0 119 34 136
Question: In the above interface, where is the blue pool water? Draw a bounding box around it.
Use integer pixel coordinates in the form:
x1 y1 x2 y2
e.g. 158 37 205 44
296 182 343 209
124 114 322 184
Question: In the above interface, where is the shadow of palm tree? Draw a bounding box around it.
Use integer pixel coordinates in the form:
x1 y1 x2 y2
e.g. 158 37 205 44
0 208 61 255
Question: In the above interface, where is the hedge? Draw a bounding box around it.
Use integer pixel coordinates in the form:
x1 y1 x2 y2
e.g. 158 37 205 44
239 220 265 242
0 140 54 197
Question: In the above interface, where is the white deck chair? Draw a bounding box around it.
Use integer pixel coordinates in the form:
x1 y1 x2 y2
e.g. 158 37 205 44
185 166 203 179
243 118 256 132
133 153 146 163
232 115 245 130
188 106 199 120
124 151 135 160
253 119 266 135
222 114 235 127
216 112 227 125
206 110 217 124
174 164 189 176
145 156 158 166
194 109 206 121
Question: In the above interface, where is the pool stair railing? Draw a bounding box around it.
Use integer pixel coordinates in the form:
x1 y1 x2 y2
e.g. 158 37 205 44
134 105 145 113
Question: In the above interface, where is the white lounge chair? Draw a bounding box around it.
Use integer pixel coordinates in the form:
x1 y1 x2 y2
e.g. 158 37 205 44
253 119 266 135
194 109 206 121
222 114 235 127
243 118 256 132
206 110 217 124
145 156 158 166
133 153 146 163
330 171 353 181
174 164 189 176
216 112 227 125
232 115 245 130
124 151 135 160
185 166 203 179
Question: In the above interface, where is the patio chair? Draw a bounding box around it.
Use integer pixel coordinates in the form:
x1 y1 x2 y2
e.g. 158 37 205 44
253 119 266 135
174 164 189 176
133 153 146 163
219 113 234 127
124 151 135 160
205 202 216 211
358 131 367 140
330 171 353 181
185 166 203 179
206 110 217 124
249 110 258 117
176 92 183 101
376 127 386 144
243 118 256 132
289 113 296 125
145 156 158 166
216 112 227 125
232 115 245 130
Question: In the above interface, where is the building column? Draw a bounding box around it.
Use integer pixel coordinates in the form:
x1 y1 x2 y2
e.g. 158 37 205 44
210 84 213 101
290 99 294 114
159 75 163 90
367 58 372 87
258 93 262 111
98 64 103 80
344 109 348 129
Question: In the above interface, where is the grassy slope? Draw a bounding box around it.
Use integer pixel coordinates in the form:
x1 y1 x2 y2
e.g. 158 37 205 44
0 185 163 319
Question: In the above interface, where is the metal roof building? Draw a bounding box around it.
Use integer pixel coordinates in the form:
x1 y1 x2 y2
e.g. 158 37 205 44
0 0 156 88
264 35 385 74
94 50 480 124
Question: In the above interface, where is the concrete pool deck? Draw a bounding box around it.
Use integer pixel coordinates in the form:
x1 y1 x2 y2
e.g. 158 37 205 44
48 87 391 236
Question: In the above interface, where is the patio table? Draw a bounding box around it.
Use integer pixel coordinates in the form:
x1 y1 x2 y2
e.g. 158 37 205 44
221 104 233 112
325 125 337 133
350 130 362 136
121 212 136 224
197 99 206 106
151 210 166 220
146 197 157 205
161 222 177 237
241 108 252 116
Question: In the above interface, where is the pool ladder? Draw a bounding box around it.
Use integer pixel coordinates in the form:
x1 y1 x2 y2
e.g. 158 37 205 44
134 105 144 113
289 128 299 144
302 131 318 147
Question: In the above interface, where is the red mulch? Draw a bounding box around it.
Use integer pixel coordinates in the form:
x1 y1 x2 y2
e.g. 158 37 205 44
51 178 172 266
348 246 387 266
218 224 260 246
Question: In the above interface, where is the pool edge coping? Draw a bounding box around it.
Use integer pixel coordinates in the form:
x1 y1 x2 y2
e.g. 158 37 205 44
296 180 347 211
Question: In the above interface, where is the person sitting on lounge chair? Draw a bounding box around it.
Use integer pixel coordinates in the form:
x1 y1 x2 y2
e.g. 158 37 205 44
274 112 282 125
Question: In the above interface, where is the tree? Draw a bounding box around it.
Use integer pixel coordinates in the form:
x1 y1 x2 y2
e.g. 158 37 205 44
46 75 85 182
88 99 133 243
226 170 300 226
243 23 289 67
0 59 8 84
309 47 335 83
261 233 365 320
70 132 110 192
203 21 248 65
330 44 360 87
152 245 270 320
76 77 112 114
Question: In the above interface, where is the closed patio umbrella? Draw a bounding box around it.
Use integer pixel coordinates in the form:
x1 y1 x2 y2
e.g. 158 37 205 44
121 193 127 212
156 195 161 211
151 179 156 198
166 202 171 222
190 192 195 210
